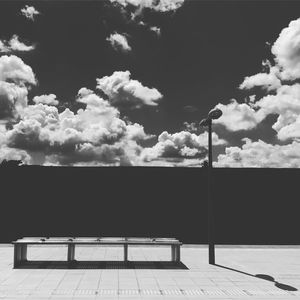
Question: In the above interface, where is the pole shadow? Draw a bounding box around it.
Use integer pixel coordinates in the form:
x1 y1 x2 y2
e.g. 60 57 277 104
15 260 189 270
214 264 297 292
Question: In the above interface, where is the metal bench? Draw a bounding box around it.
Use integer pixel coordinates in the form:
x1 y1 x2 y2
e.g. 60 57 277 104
12 237 182 268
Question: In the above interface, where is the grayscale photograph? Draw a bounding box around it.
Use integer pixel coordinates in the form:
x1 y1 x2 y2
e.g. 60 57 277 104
0 0 300 299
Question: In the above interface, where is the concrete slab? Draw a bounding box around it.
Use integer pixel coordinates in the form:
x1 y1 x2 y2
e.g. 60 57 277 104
0 245 299 299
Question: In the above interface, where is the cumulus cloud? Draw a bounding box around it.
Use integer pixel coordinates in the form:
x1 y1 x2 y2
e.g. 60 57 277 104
0 82 28 119
233 17 300 106
220 83 300 141
21 5 40 21
213 18 300 140
0 146 31 164
108 0 185 30
213 100 266 132
216 18 300 166
33 94 59 106
149 26 161 36
213 17 300 165
141 130 227 162
240 65 281 91
0 35 35 54
3 89 153 166
109 0 185 13
239 17 300 87
0 55 36 121
0 65 224 166
216 138 300 168
276 118 300 141
77 87 94 98
240 18 300 86
96 70 163 108
255 84 300 137
0 55 168 166
0 74 226 166
182 122 198 133
271 18 300 81
107 33 132 53
0 55 36 85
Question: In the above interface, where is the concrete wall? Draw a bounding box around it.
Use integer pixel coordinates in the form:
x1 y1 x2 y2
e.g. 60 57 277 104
1 167 299 244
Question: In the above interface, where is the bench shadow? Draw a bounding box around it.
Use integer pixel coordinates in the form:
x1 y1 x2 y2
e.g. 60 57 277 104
214 264 297 292
16 260 189 270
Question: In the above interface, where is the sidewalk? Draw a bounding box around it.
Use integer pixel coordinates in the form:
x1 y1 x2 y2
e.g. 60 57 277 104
0 245 299 299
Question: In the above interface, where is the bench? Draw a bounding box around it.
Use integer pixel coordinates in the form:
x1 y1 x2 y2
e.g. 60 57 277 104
12 237 182 268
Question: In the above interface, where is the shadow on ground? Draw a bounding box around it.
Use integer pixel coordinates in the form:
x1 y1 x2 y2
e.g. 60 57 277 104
215 264 297 291
15 260 189 270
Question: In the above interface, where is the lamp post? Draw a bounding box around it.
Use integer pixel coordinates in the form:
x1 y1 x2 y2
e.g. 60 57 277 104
200 108 222 265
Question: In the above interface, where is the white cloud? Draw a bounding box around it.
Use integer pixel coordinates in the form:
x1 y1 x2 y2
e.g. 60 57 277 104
109 0 185 13
216 138 300 168
0 55 36 85
213 100 265 131
255 84 300 137
44 140 142 166
241 18 300 86
7 35 35 52
107 33 132 53
276 117 300 141
0 55 36 121
0 81 28 119
223 18 300 141
4 90 152 166
0 41 5 52
0 35 35 54
140 157 206 167
33 94 59 106
77 87 94 98
149 26 161 36
0 77 227 166
96 70 163 108
182 122 198 133
240 65 281 91
150 0 185 12
238 18 300 89
0 40 10 54
139 21 161 36
21 5 40 21
219 81 300 141
0 146 31 164
272 18 300 81
0 54 164 166
141 130 227 162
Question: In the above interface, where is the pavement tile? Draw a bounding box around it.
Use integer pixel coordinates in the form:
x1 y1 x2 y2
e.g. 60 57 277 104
0 245 299 299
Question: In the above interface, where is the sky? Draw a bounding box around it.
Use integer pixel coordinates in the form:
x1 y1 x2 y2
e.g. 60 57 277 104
1 0 300 167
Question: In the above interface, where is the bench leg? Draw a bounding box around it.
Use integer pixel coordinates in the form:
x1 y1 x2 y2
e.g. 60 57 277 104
171 245 175 262
14 244 27 268
21 244 27 262
175 245 180 262
171 245 180 262
14 244 21 268
124 244 128 262
67 244 75 262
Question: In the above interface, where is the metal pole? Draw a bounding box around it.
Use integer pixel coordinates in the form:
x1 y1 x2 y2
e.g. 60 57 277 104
207 119 215 264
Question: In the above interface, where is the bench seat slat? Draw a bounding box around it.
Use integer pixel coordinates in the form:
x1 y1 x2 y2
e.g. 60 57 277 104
13 237 181 245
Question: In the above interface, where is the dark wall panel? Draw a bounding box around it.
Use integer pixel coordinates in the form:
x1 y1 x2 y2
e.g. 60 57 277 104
0 167 299 244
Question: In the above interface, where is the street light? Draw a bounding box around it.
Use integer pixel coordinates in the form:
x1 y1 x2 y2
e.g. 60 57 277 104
200 108 222 265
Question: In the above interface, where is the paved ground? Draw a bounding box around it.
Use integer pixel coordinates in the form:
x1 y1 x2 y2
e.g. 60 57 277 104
0 244 300 299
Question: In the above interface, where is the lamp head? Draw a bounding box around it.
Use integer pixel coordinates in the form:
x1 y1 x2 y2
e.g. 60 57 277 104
208 108 222 120
199 118 211 127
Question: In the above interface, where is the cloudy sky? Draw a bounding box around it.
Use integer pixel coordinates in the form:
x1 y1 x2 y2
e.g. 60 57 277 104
1 0 300 167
